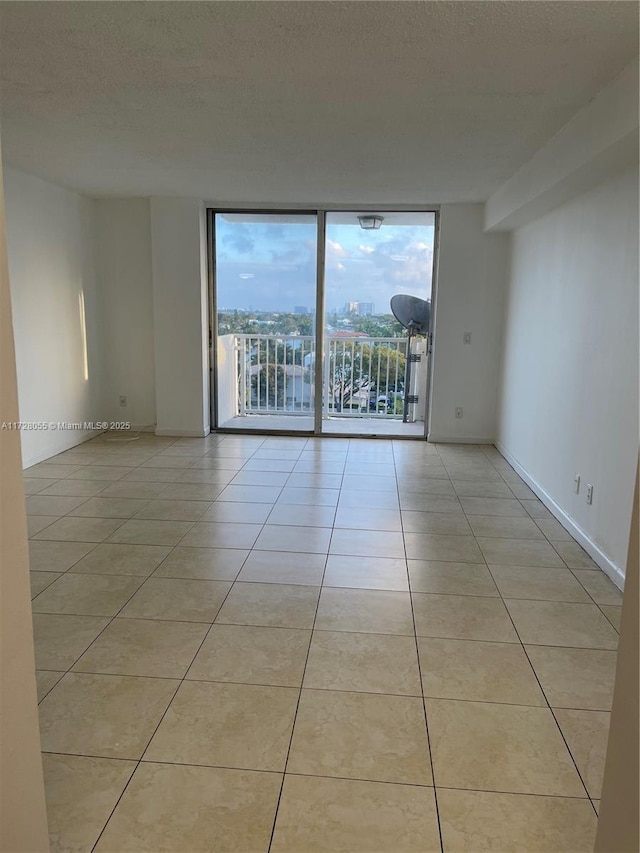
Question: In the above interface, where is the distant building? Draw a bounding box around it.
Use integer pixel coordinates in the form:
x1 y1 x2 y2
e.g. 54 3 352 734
294 306 308 314
344 301 374 317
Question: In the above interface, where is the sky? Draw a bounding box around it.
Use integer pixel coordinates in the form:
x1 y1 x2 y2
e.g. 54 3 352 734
215 213 435 315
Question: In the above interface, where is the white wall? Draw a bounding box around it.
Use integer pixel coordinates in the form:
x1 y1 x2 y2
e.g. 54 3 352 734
497 167 639 583
93 199 156 427
3 168 103 467
150 198 210 436
429 204 509 442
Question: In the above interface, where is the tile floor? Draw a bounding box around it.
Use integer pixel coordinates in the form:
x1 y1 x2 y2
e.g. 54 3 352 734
25 433 623 852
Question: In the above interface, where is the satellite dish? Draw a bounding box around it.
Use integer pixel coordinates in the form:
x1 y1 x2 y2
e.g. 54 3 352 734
390 295 430 335
390 295 431 424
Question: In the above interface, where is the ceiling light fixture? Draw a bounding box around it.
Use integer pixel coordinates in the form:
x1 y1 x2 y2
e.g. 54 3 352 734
358 215 384 231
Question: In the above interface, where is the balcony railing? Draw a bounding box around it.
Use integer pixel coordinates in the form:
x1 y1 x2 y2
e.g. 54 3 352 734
216 333 427 423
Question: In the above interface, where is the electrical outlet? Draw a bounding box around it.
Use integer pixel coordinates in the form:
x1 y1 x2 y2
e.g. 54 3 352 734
119 395 128 407
586 484 594 505
574 474 580 494
455 407 463 419
463 332 472 344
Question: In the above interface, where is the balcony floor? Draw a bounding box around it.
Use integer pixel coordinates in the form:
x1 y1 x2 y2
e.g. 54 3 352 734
218 414 425 437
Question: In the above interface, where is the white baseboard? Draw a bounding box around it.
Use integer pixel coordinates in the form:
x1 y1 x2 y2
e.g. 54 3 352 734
496 441 625 591
428 434 495 445
155 427 211 438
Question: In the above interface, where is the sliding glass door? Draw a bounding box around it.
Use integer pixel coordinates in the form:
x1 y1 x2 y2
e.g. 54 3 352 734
212 212 318 432
322 212 435 437
211 210 436 437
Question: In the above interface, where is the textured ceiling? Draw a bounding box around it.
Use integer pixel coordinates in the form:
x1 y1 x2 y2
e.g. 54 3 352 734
0 1 637 203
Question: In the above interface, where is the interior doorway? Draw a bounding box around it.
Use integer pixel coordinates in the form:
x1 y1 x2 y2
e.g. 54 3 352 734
209 210 436 438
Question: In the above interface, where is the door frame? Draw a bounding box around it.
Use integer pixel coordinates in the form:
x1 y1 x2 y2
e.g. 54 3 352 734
207 207 440 440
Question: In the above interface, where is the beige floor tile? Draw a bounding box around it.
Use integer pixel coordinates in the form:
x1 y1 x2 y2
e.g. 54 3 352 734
245 457 298 472
153 482 224 501
400 494 463 514
506 600 619 649
152 545 248 580
95 763 281 853
39 672 179 759
32 573 143 617
341 474 397 493
25 495 88 516
145 680 298 771
333 506 401 531
31 571 62 598
26 462 82 478
553 541 598 569
526 645 617 710
477 537 565 567
43 753 137 853
398 478 456 496
408 560 498 596
107 518 194 546
555 709 610 798
121 467 185 483
419 638 545 705
218 484 282 503
413 593 517 642
330 528 404 559
340 489 399 509
34 516 124 542
451 480 514 498
98 480 169 499
255 524 332 554
535 517 573 541
201 501 272 525
39 481 112 499
468 515 544 539
323 554 408 591
120 577 231 622
280 486 340 506
304 631 421 696
427 698 585 796
70 497 149 519
187 624 311 687
404 533 484 563
271 774 440 853
401 511 470 536
460 496 527 517
36 670 64 702
231 470 290 487
179 520 262 549
68 466 133 481
489 565 590 602
133 498 212 521
33 613 110 670
24 477 61 494
288 689 431 785
287 472 343 490
71 543 172 576
73 618 209 678
216 582 320 628
438 788 596 853
237 550 326 585
316 587 414 635
177 469 235 486
28 540 96 572
574 570 624 604
601 604 622 631
28 515 59 536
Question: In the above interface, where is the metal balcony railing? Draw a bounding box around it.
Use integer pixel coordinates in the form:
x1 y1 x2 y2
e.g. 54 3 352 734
217 333 424 421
